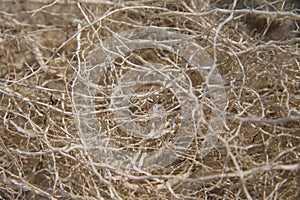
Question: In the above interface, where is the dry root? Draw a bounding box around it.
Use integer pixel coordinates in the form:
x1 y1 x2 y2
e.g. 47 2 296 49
0 0 299 199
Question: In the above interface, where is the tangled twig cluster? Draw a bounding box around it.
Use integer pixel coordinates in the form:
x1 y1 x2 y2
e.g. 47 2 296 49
0 0 299 199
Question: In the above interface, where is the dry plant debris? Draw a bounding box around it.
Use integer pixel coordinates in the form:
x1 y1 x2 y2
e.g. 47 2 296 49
0 0 299 199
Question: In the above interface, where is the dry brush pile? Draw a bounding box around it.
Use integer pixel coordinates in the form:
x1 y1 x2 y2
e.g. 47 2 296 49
0 0 299 199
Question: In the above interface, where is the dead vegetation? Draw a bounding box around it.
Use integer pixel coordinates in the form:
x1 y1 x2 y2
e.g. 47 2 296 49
0 0 299 199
